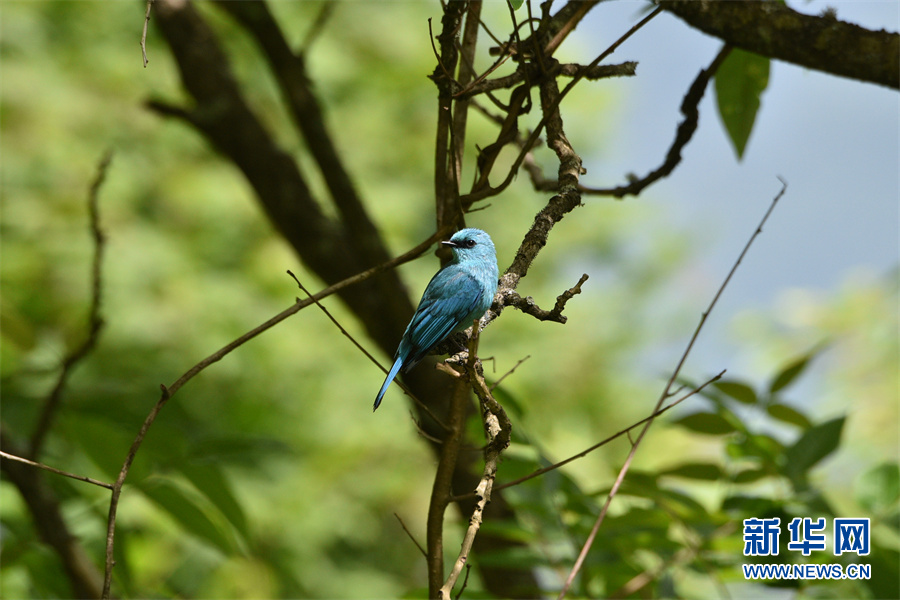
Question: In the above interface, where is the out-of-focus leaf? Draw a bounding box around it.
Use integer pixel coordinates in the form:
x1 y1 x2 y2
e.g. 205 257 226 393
721 495 783 518
769 352 816 394
743 433 785 462
479 519 537 544
672 412 735 435
715 48 769 159
654 487 711 522
783 417 845 483
766 403 813 429
714 380 758 405
661 462 723 481
63 416 148 481
508 0 525 10
180 463 249 540
733 468 770 484
189 435 292 468
478 545 550 569
139 478 235 555
864 548 900 600
856 462 900 515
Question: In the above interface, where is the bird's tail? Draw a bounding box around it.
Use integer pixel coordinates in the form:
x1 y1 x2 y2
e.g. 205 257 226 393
374 356 404 411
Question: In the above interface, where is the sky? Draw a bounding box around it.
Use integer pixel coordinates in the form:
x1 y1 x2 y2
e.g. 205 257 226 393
571 1 899 379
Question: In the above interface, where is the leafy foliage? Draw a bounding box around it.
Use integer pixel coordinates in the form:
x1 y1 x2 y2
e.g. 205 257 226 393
475 353 899 598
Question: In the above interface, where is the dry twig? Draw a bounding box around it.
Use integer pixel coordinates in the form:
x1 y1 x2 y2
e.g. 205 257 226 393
557 179 788 599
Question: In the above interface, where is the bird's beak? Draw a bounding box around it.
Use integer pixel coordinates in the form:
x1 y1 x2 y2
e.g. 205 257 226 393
441 240 458 248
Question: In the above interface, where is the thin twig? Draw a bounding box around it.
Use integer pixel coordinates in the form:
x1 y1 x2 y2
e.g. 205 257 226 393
0 451 114 490
502 273 589 324
439 324 511 599
103 383 171 599
448 371 724 502
569 45 732 198
299 1 336 55
455 564 471 600
489 354 531 391
30 150 111 458
426 362 471 597
608 522 736 598
287 271 447 429
394 512 427 558
557 179 787 599
459 6 663 205
101 229 448 598
141 0 154 67
428 17 458 89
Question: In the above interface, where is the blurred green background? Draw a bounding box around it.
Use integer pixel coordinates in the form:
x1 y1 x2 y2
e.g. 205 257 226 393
1 1 897 598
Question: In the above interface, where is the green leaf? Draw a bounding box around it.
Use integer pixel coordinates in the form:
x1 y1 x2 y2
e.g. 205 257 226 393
783 417 845 483
733 468 769 484
856 462 900 515
715 48 770 159
766 403 813 429
722 495 782 516
714 380 758 404
139 478 235 555
864 548 900 600
508 0 525 10
179 463 249 540
672 412 736 435
661 462 723 481
769 353 815 394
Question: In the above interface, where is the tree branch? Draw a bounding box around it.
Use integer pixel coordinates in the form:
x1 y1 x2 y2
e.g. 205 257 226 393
213 1 390 266
501 273 588 324
557 179 788 599
439 325 511 599
1 429 105 599
426 374 470 598
661 0 899 90
29 150 111 458
151 0 413 357
431 1 468 231
568 44 732 199
100 228 446 598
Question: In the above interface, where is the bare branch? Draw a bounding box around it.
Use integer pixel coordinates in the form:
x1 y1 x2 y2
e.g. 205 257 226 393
429 2 468 231
488 371 724 496
0 451 113 490
458 6 662 206
1 430 105 599
287 271 448 429
459 60 636 98
30 150 111 458
661 0 899 89
439 324 511 599
570 45 732 199
152 0 414 359
140 0 154 67
489 354 531 392
426 366 470 597
502 273 588 323
557 179 788 599
100 229 446 598
299 1 337 55
394 512 427 558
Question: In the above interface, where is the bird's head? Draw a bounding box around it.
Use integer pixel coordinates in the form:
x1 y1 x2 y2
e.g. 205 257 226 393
442 228 496 262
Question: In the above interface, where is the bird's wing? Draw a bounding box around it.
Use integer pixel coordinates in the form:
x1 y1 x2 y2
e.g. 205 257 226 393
401 268 482 368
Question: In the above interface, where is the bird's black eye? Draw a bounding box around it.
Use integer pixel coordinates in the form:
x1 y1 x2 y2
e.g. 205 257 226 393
465 238 477 248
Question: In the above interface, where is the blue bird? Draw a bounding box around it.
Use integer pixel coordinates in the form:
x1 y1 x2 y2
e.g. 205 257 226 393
374 228 499 411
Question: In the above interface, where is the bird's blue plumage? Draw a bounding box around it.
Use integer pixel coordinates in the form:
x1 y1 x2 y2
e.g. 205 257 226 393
374 228 498 411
